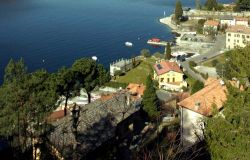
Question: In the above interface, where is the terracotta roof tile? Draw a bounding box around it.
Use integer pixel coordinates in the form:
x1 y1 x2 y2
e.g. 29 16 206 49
178 78 227 116
126 83 145 98
235 16 249 21
153 61 182 75
226 25 250 34
204 20 219 26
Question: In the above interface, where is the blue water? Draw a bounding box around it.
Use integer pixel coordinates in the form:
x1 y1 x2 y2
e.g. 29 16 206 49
0 0 233 82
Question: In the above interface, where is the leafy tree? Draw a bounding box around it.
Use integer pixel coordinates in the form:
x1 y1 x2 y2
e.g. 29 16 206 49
205 0 218 11
4 58 27 84
165 43 172 60
55 67 79 115
72 58 109 103
141 49 151 58
205 86 250 160
175 0 183 21
0 60 58 158
153 52 164 59
216 46 250 84
234 0 250 11
142 75 159 119
191 80 204 94
196 19 206 34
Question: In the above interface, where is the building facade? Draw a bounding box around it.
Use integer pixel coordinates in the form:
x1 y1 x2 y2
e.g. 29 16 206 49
153 61 187 91
226 25 250 49
178 78 227 149
110 58 133 76
203 20 219 35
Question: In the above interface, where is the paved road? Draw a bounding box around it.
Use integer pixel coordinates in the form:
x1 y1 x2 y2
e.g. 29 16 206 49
180 34 226 82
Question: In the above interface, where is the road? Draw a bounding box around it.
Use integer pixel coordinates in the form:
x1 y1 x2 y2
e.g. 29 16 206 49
180 34 226 82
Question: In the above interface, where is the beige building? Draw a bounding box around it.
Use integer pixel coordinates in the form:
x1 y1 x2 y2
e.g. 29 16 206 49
153 61 187 91
226 25 250 49
203 20 219 35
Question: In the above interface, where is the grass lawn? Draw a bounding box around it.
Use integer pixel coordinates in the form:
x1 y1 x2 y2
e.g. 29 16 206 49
115 57 157 85
201 54 226 67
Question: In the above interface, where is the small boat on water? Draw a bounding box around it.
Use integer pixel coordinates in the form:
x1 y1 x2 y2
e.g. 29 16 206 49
92 56 98 61
125 42 133 47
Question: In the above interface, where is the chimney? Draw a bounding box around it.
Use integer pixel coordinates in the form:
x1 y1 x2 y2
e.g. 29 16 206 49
195 101 201 110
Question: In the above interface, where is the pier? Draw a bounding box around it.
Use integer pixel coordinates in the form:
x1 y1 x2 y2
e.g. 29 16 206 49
147 40 169 46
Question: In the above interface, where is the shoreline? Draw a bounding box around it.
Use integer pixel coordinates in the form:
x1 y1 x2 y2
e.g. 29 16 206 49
159 15 179 33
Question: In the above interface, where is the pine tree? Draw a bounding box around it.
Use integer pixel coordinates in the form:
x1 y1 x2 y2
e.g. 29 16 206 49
216 45 250 85
175 0 183 21
205 86 250 159
142 75 159 119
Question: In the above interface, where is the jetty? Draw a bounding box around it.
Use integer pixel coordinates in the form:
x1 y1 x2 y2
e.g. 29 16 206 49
147 40 169 46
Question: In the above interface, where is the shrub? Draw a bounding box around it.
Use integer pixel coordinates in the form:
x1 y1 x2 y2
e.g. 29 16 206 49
141 49 151 58
105 81 128 89
114 70 123 76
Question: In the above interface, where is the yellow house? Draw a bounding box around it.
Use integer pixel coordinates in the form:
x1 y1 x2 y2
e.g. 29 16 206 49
153 61 187 91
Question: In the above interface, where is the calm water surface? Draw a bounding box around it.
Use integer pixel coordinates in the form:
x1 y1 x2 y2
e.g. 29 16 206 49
0 0 233 82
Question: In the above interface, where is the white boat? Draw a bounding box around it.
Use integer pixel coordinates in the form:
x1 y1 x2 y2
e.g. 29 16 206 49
125 42 133 47
92 56 98 61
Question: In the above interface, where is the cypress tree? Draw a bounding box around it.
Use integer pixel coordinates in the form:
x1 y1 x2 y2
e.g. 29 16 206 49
205 0 218 11
165 42 172 60
142 75 159 119
175 0 183 21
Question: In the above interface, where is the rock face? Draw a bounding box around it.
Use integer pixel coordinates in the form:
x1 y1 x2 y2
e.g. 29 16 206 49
49 92 141 159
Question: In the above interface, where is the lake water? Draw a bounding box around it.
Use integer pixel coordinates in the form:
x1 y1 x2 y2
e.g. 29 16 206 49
0 0 233 82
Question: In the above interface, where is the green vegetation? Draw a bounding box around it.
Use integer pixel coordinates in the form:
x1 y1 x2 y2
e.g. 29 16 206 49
191 80 204 94
204 0 218 11
216 46 250 83
153 52 164 59
234 0 250 11
104 81 128 89
0 58 109 158
142 75 159 119
174 0 183 21
202 54 225 67
189 61 197 68
165 42 171 60
141 49 151 58
196 19 206 34
0 59 58 156
115 58 155 84
205 45 250 159
205 86 250 159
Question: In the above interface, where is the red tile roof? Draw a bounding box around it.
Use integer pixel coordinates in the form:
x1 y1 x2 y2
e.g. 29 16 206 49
235 16 249 22
126 83 145 98
204 20 219 27
178 78 227 116
48 110 65 122
226 25 250 34
153 61 182 75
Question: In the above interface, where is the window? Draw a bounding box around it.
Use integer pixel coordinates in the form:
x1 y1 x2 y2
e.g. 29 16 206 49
167 78 170 83
228 39 230 42
237 40 239 43
247 36 250 39
242 35 245 38
160 78 164 82
173 78 175 82
228 33 231 36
